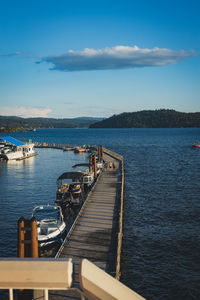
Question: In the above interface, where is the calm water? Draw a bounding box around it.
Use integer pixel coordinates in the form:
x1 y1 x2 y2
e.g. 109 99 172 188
0 128 200 299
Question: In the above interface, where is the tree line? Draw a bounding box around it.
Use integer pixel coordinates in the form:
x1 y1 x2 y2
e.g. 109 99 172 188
89 110 200 128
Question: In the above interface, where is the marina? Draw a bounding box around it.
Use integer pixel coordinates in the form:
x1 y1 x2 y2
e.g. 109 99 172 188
7 142 129 299
0 128 199 299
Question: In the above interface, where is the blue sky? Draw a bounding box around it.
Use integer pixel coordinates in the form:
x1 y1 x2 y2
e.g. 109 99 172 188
0 0 199 118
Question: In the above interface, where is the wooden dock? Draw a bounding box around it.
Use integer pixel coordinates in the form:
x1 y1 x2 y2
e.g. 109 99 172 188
49 149 124 300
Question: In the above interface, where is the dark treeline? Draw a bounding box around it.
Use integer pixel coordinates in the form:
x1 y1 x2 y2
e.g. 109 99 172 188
89 109 200 128
0 116 103 131
1 110 199 130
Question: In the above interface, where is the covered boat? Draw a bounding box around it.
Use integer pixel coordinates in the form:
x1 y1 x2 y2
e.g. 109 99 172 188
56 172 84 207
0 136 36 160
32 205 66 247
72 163 94 189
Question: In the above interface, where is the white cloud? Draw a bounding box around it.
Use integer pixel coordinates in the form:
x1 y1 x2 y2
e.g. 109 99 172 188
0 106 52 118
39 45 196 72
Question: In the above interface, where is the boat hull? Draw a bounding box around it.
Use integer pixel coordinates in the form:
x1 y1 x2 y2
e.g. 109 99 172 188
38 222 66 247
32 205 66 247
1 142 36 160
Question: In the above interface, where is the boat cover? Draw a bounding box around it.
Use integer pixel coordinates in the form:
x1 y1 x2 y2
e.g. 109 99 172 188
0 136 25 146
57 172 84 181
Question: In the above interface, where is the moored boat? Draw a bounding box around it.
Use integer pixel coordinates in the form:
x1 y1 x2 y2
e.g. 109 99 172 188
55 172 84 208
192 142 200 148
0 136 37 160
72 163 95 190
74 146 87 153
32 205 66 247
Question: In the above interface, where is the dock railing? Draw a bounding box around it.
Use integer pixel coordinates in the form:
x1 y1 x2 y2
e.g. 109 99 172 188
0 258 73 300
103 148 124 280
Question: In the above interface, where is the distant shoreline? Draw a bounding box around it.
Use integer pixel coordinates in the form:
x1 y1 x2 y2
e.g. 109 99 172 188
1 110 200 130
89 109 200 128
1 127 200 134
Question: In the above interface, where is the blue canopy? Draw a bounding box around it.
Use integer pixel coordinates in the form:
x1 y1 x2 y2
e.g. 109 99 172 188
0 136 25 146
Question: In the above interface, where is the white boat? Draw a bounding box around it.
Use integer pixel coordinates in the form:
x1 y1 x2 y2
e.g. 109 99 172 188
72 163 95 188
0 136 37 160
32 205 66 247
97 161 104 170
82 172 94 186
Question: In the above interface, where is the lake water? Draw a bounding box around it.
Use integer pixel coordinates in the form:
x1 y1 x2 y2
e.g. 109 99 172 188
0 128 200 299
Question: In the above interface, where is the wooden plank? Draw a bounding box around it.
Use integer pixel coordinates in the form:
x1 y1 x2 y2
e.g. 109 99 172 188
50 153 122 300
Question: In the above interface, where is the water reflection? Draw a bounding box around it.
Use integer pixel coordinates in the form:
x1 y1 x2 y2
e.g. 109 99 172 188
6 155 36 168
0 148 88 257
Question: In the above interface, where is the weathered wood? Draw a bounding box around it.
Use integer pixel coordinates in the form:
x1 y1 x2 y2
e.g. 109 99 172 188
49 152 123 300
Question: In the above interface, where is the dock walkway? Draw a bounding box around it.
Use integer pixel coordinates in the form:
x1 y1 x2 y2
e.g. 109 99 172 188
49 152 123 300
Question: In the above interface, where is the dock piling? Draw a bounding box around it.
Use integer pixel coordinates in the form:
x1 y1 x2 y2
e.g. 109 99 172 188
18 217 25 258
93 154 97 178
98 145 101 161
17 217 39 258
31 217 39 258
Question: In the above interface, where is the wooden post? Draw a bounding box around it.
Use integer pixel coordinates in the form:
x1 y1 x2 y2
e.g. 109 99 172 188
18 217 26 298
31 217 39 299
89 154 93 173
98 145 101 161
93 155 97 178
18 217 25 258
89 154 93 166
31 216 39 258
101 145 103 160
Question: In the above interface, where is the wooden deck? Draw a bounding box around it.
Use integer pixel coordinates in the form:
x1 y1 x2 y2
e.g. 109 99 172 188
49 152 123 300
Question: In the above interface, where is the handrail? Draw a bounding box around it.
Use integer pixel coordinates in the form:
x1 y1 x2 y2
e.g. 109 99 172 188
0 258 145 300
80 259 145 300
103 147 124 280
0 258 73 300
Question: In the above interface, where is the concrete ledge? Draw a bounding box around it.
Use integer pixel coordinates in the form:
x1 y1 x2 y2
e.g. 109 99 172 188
0 258 73 290
80 259 145 300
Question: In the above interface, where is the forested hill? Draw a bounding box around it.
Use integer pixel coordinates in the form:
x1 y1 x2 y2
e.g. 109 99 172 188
0 116 103 130
89 110 200 128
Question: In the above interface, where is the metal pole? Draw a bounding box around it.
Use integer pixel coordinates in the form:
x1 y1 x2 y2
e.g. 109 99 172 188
44 289 49 300
9 288 13 300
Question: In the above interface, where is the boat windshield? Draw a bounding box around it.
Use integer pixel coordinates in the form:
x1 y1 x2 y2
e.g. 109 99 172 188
33 206 62 224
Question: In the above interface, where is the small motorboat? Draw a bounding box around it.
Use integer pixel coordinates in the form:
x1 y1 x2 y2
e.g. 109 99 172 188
32 205 66 247
74 147 87 153
55 172 84 208
192 142 200 148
